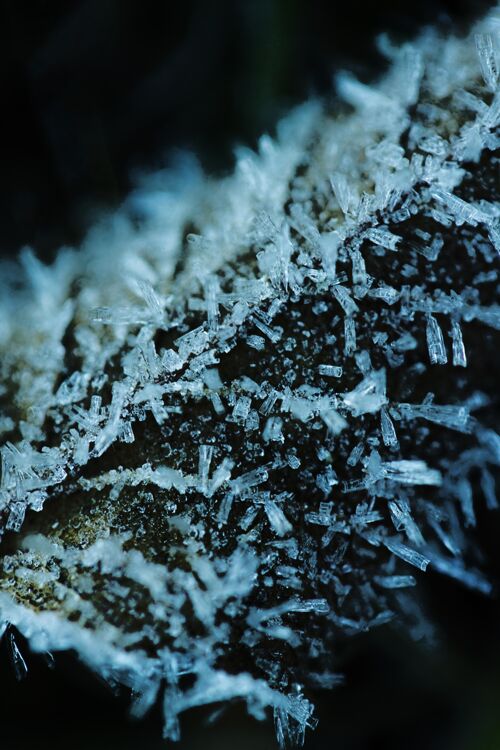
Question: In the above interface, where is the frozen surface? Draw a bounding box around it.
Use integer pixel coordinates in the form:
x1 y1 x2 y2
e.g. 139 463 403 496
0 7 499 746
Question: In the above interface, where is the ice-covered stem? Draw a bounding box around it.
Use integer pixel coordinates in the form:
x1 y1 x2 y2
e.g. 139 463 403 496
0 8 499 747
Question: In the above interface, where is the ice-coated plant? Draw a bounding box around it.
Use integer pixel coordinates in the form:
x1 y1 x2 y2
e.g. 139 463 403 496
0 6 499 746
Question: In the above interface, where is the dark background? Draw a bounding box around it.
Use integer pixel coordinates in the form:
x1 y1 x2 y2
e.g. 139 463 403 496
1 1 499 749
0 0 495 259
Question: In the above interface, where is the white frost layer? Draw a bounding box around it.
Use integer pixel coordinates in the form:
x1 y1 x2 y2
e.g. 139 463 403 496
0 6 499 746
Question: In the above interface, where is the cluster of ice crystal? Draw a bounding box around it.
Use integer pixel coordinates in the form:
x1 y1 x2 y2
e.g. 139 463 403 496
0 8 499 746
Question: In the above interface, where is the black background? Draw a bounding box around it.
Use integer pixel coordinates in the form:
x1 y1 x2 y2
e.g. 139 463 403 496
0 0 494 259
1 1 499 749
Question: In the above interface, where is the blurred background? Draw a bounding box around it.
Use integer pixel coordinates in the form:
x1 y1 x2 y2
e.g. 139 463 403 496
0 0 494 259
1 1 499 748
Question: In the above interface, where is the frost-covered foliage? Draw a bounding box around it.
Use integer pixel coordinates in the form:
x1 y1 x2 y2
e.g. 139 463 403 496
0 8 499 746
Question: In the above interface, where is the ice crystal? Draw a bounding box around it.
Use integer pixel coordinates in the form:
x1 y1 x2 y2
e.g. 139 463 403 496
0 8 499 747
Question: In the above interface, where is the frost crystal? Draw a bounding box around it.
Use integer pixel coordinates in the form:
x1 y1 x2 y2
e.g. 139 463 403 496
0 8 499 747
450 320 467 367
475 33 499 91
426 315 448 365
